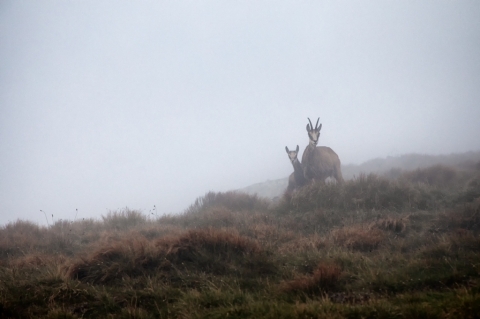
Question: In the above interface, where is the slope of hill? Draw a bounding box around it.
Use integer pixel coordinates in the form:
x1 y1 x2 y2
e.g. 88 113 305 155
240 151 480 198
239 177 288 199
342 151 480 179
1 162 479 318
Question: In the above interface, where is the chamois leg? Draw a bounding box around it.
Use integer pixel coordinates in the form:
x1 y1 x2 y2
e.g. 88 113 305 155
286 173 296 195
334 164 344 184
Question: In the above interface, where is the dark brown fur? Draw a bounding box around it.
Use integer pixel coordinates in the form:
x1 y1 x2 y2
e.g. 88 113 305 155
302 118 344 184
286 146 308 194
302 145 344 183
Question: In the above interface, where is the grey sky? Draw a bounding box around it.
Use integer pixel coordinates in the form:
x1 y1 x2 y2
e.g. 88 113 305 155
1 1 479 226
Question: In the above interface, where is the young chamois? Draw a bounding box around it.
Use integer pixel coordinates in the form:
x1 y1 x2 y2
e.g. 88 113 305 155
285 145 308 194
302 117 344 184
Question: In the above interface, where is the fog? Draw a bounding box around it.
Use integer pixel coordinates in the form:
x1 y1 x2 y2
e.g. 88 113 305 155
1 1 479 226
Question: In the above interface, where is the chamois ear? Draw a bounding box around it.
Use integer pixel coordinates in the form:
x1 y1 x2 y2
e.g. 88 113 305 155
306 124 311 131
296 145 299 152
318 123 322 131
285 146 289 153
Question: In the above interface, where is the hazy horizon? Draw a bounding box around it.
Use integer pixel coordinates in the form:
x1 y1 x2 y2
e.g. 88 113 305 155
1 1 479 226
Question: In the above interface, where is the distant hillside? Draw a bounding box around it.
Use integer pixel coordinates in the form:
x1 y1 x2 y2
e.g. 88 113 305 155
239 151 480 199
239 177 289 199
342 151 480 180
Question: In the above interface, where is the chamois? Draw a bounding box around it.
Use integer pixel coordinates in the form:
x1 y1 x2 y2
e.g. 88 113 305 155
301 117 344 184
285 145 308 194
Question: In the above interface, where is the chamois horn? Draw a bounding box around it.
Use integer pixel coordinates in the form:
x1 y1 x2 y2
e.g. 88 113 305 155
307 117 320 130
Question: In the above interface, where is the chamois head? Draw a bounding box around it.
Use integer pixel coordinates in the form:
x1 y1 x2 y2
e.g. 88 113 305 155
285 145 300 165
306 117 322 147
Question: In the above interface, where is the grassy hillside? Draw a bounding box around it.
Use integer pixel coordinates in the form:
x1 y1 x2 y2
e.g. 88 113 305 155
1 163 480 318
342 151 480 180
241 151 480 199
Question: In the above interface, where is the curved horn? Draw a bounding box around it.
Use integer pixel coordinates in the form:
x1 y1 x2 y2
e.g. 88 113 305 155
308 118 313 131
315 118 320 130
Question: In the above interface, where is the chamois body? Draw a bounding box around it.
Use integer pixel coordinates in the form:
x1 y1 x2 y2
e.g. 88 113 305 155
286 145 308 194
302 118 344 184
302 145 344 183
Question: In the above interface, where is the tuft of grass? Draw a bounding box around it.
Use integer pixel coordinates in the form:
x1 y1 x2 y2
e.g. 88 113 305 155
373 216 408 233
64 228 276 285
101 208 147 230
185 191 270 215
282 262 343 294
330 226 385 251
63 233 158 284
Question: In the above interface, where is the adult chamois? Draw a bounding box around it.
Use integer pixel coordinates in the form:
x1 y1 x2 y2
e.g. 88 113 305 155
285 145 308 194
302 117 344 184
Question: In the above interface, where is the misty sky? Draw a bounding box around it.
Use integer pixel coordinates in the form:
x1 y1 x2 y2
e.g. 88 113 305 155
1 1 479 226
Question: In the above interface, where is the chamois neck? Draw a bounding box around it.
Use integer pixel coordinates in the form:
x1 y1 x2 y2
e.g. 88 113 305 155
292 159 306 183
304 143 316 158
292 159 302 171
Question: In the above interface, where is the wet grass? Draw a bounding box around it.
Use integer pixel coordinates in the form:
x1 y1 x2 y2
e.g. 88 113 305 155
1 164 480 318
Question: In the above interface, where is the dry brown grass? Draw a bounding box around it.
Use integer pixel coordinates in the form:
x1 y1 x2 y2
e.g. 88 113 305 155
282 262 342 294
435 198 480 233
8 253 67 269
244 223 297 248
137 224 185 240
63 228 271 284
179 206 238 229
401 164 458 188
0 220 45 258
284 173 435 212
63 232 158 283
278 233 328 254
330 226 385 251
449 230 480 252
154 227 262 257
185 191 270 215
373 216 408 233
101 209 147 230
2 164 480 318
